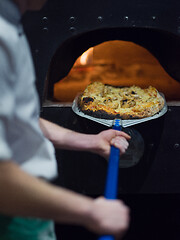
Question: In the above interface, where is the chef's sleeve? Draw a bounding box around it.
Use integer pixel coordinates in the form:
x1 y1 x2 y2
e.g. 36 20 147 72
0 37 16 160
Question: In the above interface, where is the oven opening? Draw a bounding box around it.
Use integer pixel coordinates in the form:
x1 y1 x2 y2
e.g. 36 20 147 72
50 40 180 104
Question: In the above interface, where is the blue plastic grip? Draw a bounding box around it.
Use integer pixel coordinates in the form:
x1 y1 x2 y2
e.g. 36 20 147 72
98 119 121 240
98 235 114 240
105 119 121 199
104 144 120 199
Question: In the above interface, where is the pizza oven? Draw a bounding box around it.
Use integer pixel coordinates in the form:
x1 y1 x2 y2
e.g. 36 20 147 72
22 0 180 239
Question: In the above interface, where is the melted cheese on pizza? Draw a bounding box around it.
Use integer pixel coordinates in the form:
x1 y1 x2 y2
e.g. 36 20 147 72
78 82 165 119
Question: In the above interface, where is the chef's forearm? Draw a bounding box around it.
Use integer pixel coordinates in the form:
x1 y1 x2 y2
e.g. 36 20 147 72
0 161 130 236
0 161 93 225
39 118 96 152
39 118 130 159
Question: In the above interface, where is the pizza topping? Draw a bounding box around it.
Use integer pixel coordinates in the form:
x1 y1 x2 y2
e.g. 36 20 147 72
103 97 112 103
122 99 128 103
82 97 94 104
78 82 165 119
121 99 136 108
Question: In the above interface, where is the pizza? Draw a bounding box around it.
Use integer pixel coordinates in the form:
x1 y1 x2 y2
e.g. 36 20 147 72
77 81 165 120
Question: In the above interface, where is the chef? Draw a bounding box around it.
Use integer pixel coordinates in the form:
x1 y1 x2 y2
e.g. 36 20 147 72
0 0 131 239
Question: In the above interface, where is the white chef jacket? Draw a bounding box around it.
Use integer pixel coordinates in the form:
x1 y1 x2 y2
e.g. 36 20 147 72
0 0 58 180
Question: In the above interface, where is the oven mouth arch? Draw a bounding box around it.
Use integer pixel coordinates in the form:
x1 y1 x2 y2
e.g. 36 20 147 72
45 27 180 101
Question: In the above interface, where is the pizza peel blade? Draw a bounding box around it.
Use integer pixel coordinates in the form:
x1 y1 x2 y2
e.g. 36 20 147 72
72 98 167 240
72 95 167 169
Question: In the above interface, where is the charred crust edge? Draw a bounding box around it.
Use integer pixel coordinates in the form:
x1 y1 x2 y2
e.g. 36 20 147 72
77 92 165 120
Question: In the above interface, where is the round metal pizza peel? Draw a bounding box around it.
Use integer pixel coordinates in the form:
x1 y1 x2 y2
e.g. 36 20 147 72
72 95 167 168
72 94 167 240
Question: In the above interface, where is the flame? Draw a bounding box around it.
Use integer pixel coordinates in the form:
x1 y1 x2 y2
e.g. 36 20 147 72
79 47 93 65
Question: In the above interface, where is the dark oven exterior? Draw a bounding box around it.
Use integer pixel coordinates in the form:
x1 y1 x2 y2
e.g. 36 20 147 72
22 0 180 194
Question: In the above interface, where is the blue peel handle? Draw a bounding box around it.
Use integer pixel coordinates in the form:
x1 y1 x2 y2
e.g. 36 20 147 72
98 119 122 240
98 236 114 240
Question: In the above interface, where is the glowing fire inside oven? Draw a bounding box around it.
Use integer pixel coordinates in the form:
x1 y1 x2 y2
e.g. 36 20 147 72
54 41 180 102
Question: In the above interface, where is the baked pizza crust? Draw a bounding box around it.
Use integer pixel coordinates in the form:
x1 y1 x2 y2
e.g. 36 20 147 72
77 82 165 120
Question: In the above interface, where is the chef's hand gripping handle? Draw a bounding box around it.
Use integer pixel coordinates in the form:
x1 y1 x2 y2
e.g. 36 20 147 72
98 119 122 240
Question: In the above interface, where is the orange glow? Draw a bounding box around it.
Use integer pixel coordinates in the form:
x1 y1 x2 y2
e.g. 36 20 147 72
54 41 180 102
